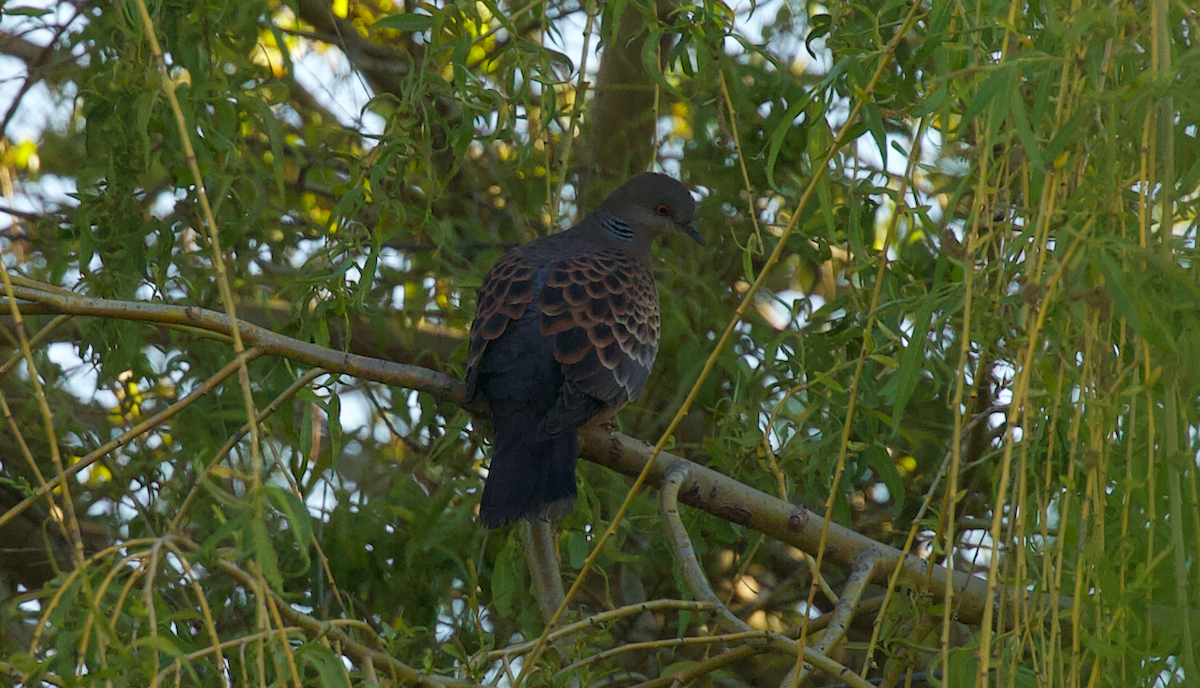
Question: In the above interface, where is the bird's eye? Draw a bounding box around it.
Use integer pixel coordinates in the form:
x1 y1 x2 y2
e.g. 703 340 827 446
655 204 670 216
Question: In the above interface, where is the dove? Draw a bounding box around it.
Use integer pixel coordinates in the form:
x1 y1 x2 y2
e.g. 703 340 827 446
466 172 703 527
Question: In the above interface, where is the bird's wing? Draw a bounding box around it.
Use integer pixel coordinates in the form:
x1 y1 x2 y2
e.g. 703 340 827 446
464 248 541 402
538 248 660 432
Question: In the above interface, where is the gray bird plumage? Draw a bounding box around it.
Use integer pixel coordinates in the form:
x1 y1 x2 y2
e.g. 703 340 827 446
466 172 702 527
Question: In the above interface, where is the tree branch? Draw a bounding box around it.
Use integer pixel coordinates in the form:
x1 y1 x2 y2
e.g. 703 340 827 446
660 465 873 688
3 279 1060 629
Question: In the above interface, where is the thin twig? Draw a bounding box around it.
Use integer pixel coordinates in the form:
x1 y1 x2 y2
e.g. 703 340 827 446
558 629 773 675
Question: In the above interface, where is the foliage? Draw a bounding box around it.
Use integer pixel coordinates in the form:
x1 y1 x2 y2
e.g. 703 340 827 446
0 0 1197 686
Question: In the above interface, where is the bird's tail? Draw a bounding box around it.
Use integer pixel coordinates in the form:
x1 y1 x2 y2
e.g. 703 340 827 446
480 410 579 528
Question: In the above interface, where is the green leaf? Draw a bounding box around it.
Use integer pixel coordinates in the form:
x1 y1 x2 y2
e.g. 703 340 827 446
1093 250 1145 336
946 647 978 688
492 538 518 617
1007 68 1045 171
864 103 888 170
806 15 832 58
765 58 848 187
914 0 953 63
198 510 246 556
374 12 434 32
892 260 942 428
248 96 287 198
1084 636 1121 659
959 65 1011 136
299 644 352 688
356 240 382 306
135 92 158 170
766 90 819 189
327 390 344 469
251 514 284 590
641 28 684 98
917 83 949 116
567 531 588 569
812 370 845 393
734 429 765 447
869 354 899 369
295 387 327 409
818 168 836 239
866 445 905 515
265 486 314 574
131 635 184 657
1042 108 1088 165
741 234 757 282
479 0 521 40
3 6 53 16
1012 668 1040 688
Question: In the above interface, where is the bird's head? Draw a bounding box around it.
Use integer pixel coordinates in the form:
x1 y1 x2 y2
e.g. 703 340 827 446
602 172 704 246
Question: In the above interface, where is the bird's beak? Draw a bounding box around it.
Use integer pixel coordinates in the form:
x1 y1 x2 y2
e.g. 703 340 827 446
682 222 705 246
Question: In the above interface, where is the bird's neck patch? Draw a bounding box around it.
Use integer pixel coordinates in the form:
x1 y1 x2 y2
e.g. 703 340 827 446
598 211 634 243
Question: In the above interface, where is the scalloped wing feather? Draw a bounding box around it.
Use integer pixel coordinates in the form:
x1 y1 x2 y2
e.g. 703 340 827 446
464 249 540 401
539 249 660 408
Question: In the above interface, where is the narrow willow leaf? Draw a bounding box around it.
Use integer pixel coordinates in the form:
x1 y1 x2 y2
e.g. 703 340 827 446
251 515 284 590
1008 67 1045 171
866 445 905 515
266 486 314 574
374 12 434 32
864 102 888 170
959 64 1011 136
892 260 943 429
298 644 352 688
1094 250 1145 336
641 28 684 98
766 59 846 189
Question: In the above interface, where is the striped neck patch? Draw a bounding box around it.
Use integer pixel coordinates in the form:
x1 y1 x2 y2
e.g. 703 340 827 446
599 211 633 243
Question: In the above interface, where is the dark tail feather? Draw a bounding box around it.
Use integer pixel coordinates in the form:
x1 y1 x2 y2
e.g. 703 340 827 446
480 412 579 528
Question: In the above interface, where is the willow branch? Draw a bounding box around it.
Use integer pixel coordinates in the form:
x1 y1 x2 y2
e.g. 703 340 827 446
521 519 567 627
486 600 719 659
660 465 752 634
785 554 878 687
587 430 1014 627
660 466 872 688
4 281 1054 628
2 283 462 403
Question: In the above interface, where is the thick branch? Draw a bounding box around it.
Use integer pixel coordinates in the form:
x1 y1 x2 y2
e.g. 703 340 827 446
660 465 872 688
3 282 465 405
5 301 465 372
6 283 1046 628
576 1 682 206
290 0 415 98
582 430 1013 627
